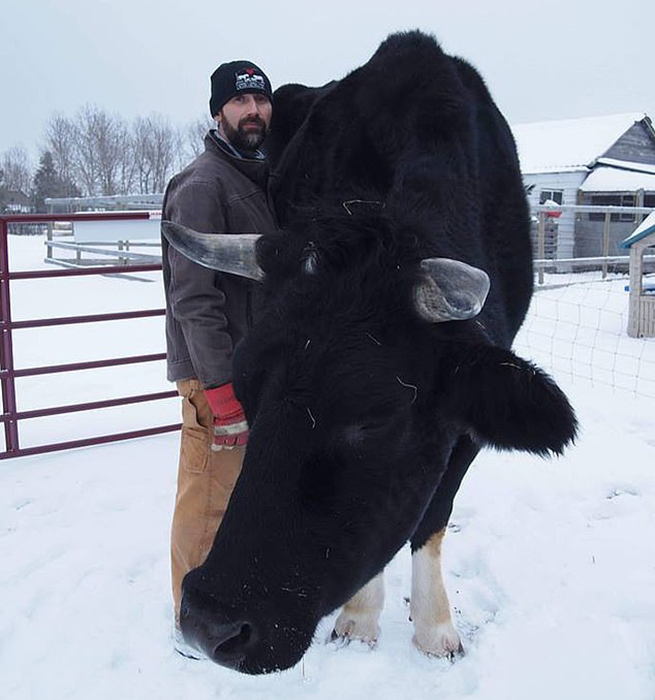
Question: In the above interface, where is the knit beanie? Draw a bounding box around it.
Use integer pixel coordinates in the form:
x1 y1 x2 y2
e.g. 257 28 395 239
209 61 273 116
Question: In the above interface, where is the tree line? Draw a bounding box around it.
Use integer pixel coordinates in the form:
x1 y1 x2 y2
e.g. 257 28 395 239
0 106 212 212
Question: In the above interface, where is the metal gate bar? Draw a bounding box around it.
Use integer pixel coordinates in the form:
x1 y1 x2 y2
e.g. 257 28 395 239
0 212 180 460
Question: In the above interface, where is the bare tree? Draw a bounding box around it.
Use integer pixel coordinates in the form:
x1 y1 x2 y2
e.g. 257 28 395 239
133 114 181 194
36 107 213 198
113 118 136 195
72 105 133 196
1 146 32 193
73 105 101 196
44 114 79 197
93 107 128 196
150 115 182 192
132 117 154 194
184 116 213 162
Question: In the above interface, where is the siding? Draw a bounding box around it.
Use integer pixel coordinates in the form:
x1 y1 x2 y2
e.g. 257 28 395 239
522 171 587 258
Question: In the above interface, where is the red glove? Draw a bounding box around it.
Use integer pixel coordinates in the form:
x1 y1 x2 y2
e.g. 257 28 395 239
204 383 249 451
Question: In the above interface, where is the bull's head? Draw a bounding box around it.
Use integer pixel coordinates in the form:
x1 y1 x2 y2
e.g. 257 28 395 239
162 219 576 674
161 221 491 322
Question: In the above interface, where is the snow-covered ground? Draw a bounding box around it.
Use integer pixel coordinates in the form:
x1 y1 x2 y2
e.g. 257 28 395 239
1 235 654 699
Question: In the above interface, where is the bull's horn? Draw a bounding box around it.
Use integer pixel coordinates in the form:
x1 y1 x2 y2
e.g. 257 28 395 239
161 221 264 282
414 258 490 323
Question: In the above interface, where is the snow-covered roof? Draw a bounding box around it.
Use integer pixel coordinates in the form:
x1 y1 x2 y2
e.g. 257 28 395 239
580 167 655 193
596 158 655 175
621 211 655 248
511 113 647 174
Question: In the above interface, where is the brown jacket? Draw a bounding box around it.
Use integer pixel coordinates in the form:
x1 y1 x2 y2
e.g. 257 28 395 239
162 131 277 388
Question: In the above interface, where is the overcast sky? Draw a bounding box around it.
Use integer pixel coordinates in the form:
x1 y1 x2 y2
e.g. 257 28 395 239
2 0 653 160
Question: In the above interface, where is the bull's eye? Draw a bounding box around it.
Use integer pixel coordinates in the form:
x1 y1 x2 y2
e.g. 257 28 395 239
301 243 319 274
302 254 318 274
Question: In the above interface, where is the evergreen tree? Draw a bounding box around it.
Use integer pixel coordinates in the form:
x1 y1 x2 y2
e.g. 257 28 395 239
31 151 80 212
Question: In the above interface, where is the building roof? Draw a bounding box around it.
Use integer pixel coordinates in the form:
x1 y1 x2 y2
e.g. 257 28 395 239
581 167 655 193
621 211 655 248
5 189 30 206
596 158 655 175
45 193 164 212
511 113 648 174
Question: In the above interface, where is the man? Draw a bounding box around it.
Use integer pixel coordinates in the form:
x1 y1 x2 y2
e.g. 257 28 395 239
161 60 276 652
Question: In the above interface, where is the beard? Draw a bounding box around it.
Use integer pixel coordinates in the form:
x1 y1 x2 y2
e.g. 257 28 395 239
222 114 268 152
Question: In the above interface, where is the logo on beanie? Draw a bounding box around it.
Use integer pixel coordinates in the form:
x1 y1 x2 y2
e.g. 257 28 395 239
235 68 266 92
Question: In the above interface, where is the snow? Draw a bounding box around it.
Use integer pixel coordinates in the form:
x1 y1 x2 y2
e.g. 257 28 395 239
511 112 646 174
4 235 178 450
622 212 655 248
72 213 160 243
580 167 655 194
1 236 655 699
596 159 655 176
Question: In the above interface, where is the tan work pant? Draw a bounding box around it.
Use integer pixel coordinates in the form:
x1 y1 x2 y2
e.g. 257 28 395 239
170 379 245 620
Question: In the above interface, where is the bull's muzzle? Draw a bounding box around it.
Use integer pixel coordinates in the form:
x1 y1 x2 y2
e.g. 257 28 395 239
179 601 256 670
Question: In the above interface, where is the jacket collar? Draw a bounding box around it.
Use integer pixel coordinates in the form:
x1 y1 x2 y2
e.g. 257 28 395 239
211 130 265 160
205 130 269 189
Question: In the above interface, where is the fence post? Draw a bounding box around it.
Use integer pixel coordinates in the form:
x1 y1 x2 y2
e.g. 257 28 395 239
0 219 20 454
635 189 645 226
537 211 546 285
602 212 611 279
46 223 54 260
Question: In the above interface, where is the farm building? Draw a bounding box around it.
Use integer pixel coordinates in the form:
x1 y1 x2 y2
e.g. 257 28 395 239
622 212 655 338
3 189 32 213
45 193 164 213
512 113 655 260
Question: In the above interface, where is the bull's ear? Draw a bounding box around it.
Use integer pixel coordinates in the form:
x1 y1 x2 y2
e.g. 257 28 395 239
442 345 577 456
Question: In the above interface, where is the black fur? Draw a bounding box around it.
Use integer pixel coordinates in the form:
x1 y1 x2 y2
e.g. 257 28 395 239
179 30 577 674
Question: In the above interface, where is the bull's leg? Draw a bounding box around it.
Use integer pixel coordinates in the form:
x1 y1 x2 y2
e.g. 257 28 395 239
331 572 384 646
409 435 479 658
410 528 463 657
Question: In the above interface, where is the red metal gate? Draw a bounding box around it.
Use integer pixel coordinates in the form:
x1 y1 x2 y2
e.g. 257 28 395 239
0 212 180 460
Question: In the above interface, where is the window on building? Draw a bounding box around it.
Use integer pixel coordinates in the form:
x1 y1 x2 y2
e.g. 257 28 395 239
589 194 637 222
539 189 563 205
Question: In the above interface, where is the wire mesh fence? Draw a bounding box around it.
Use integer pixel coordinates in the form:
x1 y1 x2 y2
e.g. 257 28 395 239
516 269 655 399
2 206 654 459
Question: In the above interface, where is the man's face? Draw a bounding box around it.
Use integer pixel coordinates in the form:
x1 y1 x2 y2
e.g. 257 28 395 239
217 93 273 151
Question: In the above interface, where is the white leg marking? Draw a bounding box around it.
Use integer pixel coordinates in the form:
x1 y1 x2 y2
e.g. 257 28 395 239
411 529 463 658
332 571 385 646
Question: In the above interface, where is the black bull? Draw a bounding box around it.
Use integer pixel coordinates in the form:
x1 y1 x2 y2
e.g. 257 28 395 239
163 31 577 674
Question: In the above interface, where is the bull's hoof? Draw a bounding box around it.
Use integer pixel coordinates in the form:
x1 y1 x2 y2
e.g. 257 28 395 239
329 614 379 649
412 623 464 661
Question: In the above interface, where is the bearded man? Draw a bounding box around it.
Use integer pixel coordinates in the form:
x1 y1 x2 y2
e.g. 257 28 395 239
161 61 276 656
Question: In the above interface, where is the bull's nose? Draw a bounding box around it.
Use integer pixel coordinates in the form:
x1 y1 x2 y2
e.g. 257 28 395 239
180 603 258 668
209 621 255 666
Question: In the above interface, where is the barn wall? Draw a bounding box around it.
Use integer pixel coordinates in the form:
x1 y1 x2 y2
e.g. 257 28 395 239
522 171 587 258
577 189 655 258
575 194 642 257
